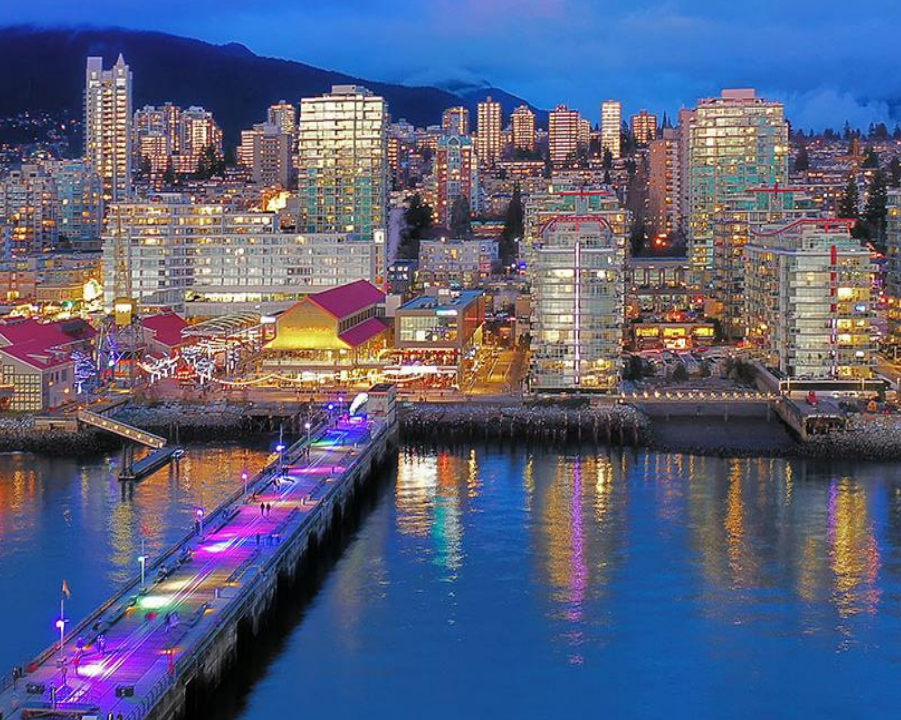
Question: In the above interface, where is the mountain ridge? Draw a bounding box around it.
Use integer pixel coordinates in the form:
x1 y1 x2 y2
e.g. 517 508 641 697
0 25 547 145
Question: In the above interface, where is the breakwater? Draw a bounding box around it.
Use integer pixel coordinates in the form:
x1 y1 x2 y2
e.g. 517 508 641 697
399 402 652 447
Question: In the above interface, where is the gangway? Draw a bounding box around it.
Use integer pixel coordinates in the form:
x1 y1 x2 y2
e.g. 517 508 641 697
76 410 167 449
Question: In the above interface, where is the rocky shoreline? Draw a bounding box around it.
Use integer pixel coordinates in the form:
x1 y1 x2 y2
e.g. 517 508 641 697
0 401 899 461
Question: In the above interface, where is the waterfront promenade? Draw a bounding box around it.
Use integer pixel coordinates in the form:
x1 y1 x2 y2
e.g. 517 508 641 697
0 414 390 720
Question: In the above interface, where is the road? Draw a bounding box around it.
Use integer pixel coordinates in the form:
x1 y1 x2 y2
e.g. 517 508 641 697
0 417 376 720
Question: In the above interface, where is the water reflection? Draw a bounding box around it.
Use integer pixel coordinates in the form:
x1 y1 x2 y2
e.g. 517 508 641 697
0 443 270 667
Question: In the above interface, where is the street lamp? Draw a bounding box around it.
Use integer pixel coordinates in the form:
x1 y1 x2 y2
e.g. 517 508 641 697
55 618 65 656
304 421 311 445
195 507 205 538
138 537 147 589
242 471 249 496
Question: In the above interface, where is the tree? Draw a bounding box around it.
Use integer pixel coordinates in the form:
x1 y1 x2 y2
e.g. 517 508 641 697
162 159 176 186
862 146 880 169
629 221 646 256
449 196 472 238
500 182 524 266
793 146 810 173
137 155 152 178
838 176 860 219
603 168 612 185
863 169 889 248
889 157 901 188
398 193 433 259
195 144 225 180
602 147 613 171
672 363 689 383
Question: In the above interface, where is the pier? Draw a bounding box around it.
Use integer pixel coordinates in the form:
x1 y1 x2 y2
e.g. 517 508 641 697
0 386 397 720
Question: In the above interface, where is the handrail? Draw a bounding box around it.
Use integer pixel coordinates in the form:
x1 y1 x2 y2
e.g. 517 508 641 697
2 420 329 703
124 421 386 720
77 410 167 449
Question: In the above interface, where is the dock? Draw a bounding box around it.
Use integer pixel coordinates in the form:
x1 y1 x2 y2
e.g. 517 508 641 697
0 386 398 720
118 447 184 483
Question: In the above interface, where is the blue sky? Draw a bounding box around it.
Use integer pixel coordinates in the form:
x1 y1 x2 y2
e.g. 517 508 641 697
2 0 898 128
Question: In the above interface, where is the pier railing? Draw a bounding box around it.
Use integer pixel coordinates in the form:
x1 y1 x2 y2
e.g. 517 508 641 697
0 421 327 702
122 421 387 720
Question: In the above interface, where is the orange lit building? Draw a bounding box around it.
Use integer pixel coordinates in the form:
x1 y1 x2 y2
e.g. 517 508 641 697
442 106 470 136
548 105 581 167
511 105 536 152
431 135 480 227
630 110 658 146
263 280 388 384
476 97 502 167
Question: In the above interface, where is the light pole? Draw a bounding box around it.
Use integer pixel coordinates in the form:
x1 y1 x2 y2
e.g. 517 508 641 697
195 507 205 538
138 538 147 589
242 471 249 496
55 618 65 657
304 421 311 446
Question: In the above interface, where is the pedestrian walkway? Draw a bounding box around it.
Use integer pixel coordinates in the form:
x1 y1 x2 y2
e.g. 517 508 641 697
0 416 379 720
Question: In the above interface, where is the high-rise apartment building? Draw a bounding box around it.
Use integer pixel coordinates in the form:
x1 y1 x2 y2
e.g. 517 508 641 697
297 85 388 242
630 110 658 146
476 97 503 167
46 160 103 250
684 89 788 286
85 55 133 203
712 186 818 338
134 104 223 175
548 105 581 167
527 185 628 392
885 190 901 350
0 165 58 255
511 105 536 152
601 100 622 160
103 195 384 316
648 127 681 239
268 101 298 136
238 123 294 188
744 218 874 380
431 135 480 227
442 106 470 137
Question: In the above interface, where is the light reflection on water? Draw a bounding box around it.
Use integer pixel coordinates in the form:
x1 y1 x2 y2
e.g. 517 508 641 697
0 443 271 667
236 446 901 720
2 444 901 718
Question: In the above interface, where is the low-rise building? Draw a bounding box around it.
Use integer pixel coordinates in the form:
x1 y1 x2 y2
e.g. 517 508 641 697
262 280 388 385
0 318 96 411
102 195 385 317
417 237 498 289
393 289 485 386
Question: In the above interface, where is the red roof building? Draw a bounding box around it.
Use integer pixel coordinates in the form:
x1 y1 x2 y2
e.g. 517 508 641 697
263 280 388 382
0 319 93 411
141 313 189 354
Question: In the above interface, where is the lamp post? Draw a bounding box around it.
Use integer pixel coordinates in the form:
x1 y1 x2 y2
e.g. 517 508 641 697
55 618 65 657
195 507 205 538
138 538 147 589
242 471 249 496
304 421 311 446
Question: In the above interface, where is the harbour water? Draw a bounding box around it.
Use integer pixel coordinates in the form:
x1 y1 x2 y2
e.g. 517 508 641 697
2 444 901 718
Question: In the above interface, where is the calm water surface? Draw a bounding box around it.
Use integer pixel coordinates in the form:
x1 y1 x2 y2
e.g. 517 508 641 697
1 445 900 718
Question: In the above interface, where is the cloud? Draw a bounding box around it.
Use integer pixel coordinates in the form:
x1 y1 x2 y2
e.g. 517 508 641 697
773 89 893 132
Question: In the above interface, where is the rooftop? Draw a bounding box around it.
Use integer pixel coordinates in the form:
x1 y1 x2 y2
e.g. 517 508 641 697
399 290 483 313
308 280 385 320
